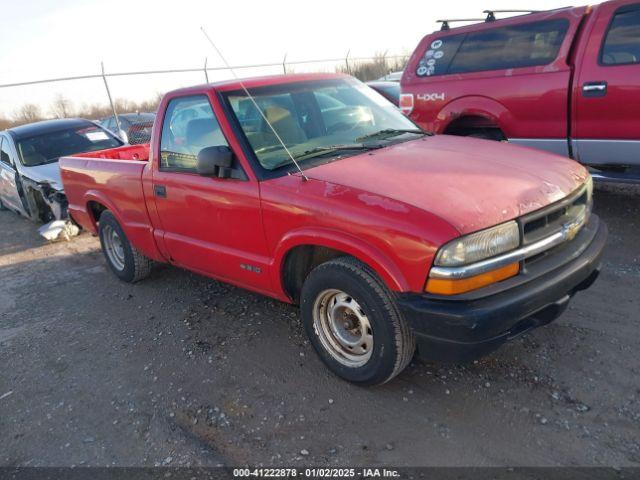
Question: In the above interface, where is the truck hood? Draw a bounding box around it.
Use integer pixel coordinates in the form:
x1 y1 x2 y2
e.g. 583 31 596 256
20 162 63 191
305 135 589 234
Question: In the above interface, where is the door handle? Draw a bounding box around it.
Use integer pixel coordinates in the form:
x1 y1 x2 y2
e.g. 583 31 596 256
582 81 607 97
154 184 167 198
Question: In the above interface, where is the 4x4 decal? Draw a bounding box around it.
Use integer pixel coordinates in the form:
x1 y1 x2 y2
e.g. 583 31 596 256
417 93 446 102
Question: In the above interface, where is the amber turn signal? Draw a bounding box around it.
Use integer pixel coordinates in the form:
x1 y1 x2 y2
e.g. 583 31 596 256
425 262 520 295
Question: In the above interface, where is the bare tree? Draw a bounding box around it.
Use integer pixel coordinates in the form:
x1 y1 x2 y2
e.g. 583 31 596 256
72 92 162 122
3 92 164 128
50 94 74 118
337 52 408 82
14 104 43 124
137 92 163 113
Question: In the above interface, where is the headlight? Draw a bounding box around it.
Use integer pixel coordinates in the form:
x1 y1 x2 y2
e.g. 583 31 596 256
434 221 520 267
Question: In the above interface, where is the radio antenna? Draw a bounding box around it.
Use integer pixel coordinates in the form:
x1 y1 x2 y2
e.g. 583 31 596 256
200 27 308 181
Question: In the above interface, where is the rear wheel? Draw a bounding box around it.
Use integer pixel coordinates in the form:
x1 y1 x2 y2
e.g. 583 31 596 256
98 210 152 283
466 128 505 141
300 257 415 385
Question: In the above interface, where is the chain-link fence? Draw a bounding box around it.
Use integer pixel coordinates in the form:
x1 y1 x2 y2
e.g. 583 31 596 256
0 53 408 143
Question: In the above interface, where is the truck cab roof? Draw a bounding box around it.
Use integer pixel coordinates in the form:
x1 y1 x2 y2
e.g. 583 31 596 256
166 72 351 97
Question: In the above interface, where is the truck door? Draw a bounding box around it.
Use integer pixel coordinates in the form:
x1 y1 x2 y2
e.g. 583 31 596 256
572 1 640 167
0 135 28 214
151 94 273 292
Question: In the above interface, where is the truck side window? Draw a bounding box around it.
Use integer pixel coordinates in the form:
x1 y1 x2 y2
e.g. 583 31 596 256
437 19 569 76
159 95 228 172
415 34 465 77
601 5 640 66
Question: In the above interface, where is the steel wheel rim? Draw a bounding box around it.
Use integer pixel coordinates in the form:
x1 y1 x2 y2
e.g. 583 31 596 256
312 289 373 367
103 225 126 271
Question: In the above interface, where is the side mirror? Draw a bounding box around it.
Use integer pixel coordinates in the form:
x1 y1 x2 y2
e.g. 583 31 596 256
197 146 233 178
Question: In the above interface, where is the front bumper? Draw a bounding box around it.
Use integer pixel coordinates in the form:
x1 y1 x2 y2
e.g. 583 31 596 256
397 214 608 363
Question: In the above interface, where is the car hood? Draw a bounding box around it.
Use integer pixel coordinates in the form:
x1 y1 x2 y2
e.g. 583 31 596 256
305 135 589 234
20 162 63 191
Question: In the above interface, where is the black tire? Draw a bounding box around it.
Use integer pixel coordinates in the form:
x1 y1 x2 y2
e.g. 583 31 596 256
98 210 152 283
300 257 415 385
466 129 505 141
0 198 6 211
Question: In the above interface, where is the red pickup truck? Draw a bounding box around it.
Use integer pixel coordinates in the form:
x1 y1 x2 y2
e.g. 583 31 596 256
60 73 607 385
400 0 640 183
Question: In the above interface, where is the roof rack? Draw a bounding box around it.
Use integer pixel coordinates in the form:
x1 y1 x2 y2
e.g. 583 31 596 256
437 8 564 31
483 9 541 21
437 18 487 31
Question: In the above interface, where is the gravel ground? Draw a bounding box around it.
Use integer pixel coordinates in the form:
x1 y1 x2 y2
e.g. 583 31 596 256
0 184 638 468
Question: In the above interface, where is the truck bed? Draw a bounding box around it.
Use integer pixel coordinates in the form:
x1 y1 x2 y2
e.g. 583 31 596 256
59 144 154 244
70 143 150 161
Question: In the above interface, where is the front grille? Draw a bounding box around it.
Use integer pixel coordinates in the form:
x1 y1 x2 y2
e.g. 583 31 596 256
520 184 591 264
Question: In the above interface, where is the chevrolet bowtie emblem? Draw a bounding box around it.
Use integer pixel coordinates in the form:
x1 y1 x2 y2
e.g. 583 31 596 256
563 218 583 241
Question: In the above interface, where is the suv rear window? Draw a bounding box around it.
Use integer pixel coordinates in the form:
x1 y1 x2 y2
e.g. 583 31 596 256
416 18 569 77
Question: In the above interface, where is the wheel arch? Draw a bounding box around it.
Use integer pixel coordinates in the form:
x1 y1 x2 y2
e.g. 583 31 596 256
83 191 122 233
273 228 410 303
434 96 512 137
83 191 165 263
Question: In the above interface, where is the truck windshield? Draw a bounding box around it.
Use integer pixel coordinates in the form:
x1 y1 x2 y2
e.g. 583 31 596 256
17 125 122 166
223 78 423 171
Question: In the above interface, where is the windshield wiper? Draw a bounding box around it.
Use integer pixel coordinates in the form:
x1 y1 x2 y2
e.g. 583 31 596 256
355 128 426 142
293 144 382 162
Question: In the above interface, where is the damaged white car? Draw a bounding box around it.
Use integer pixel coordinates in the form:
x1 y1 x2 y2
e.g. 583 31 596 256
0 118 123 239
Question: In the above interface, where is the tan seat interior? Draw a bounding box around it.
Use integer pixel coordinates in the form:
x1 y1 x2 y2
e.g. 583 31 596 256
245 106 307 153
264 106 307 145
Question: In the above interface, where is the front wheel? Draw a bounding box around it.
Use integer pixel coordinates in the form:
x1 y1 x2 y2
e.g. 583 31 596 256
98 210 152 283
300 257 415 385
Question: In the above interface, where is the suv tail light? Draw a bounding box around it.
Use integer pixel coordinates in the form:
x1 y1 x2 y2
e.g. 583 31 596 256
399 93 414 115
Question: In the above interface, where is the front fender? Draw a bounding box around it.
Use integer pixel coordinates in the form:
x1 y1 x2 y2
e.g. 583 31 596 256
271 227 410 298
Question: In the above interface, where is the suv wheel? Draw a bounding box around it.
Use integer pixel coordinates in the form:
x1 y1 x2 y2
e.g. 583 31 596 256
467 128 505 141
98 210 152 283
300 257 415 385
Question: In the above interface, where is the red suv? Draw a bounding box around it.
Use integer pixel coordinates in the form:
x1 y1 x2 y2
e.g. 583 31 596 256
400 0 640 183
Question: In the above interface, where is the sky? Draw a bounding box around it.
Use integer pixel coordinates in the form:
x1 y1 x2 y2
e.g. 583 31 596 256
0 0 571 118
